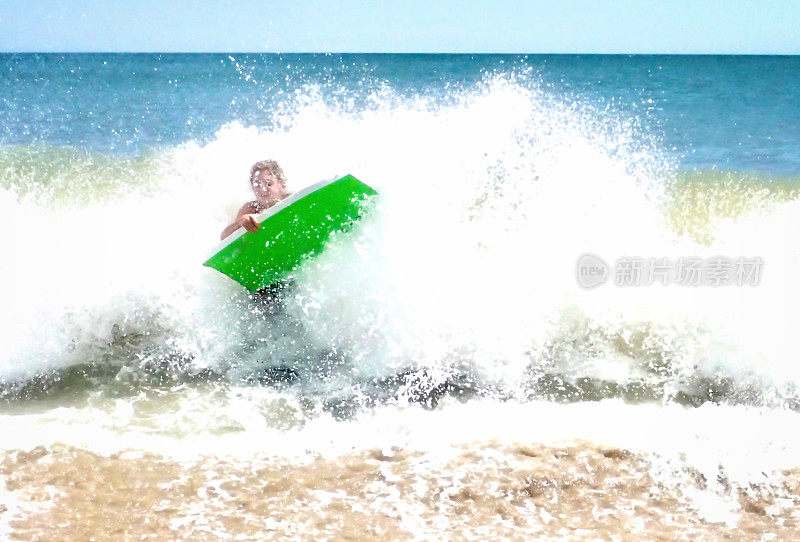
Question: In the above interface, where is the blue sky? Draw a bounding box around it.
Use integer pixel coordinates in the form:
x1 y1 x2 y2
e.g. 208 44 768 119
1 0 798 54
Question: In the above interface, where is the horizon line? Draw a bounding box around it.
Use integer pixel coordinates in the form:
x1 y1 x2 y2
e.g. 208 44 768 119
2 51 799 56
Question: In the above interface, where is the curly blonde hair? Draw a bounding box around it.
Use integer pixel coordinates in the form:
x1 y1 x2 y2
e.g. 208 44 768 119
249 160 286 185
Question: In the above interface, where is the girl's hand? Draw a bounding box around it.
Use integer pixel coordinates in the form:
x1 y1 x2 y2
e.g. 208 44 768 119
240 214 260 233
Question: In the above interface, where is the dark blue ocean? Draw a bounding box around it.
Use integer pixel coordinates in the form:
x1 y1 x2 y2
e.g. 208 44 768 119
2 53 799 173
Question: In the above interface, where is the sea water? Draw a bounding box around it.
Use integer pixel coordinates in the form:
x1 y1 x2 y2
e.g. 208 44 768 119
1 53 799 539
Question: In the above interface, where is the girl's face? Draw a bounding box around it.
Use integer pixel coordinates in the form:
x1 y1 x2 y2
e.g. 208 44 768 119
251 170 285 200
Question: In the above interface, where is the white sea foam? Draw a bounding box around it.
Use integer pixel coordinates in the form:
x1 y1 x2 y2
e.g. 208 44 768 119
1 75 800 469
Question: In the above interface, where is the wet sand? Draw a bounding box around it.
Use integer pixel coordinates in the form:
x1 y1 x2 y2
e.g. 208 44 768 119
2 441 798 540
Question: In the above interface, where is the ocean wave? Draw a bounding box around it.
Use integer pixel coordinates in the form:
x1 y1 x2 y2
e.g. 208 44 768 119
1 76 799 417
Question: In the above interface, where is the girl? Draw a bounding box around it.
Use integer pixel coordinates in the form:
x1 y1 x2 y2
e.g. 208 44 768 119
220 160 292 240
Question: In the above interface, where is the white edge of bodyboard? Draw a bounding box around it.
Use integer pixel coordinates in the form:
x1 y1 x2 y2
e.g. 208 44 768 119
203 175 340 262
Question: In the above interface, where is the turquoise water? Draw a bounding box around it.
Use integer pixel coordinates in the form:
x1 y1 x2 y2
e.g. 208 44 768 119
2 52 800 408
2 54 799 172
2 51 800 406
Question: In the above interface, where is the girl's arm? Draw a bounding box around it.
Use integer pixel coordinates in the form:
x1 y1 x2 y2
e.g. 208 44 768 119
220 202 260 240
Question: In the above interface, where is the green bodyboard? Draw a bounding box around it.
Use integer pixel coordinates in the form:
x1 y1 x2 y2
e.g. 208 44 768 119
204 174 377 291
